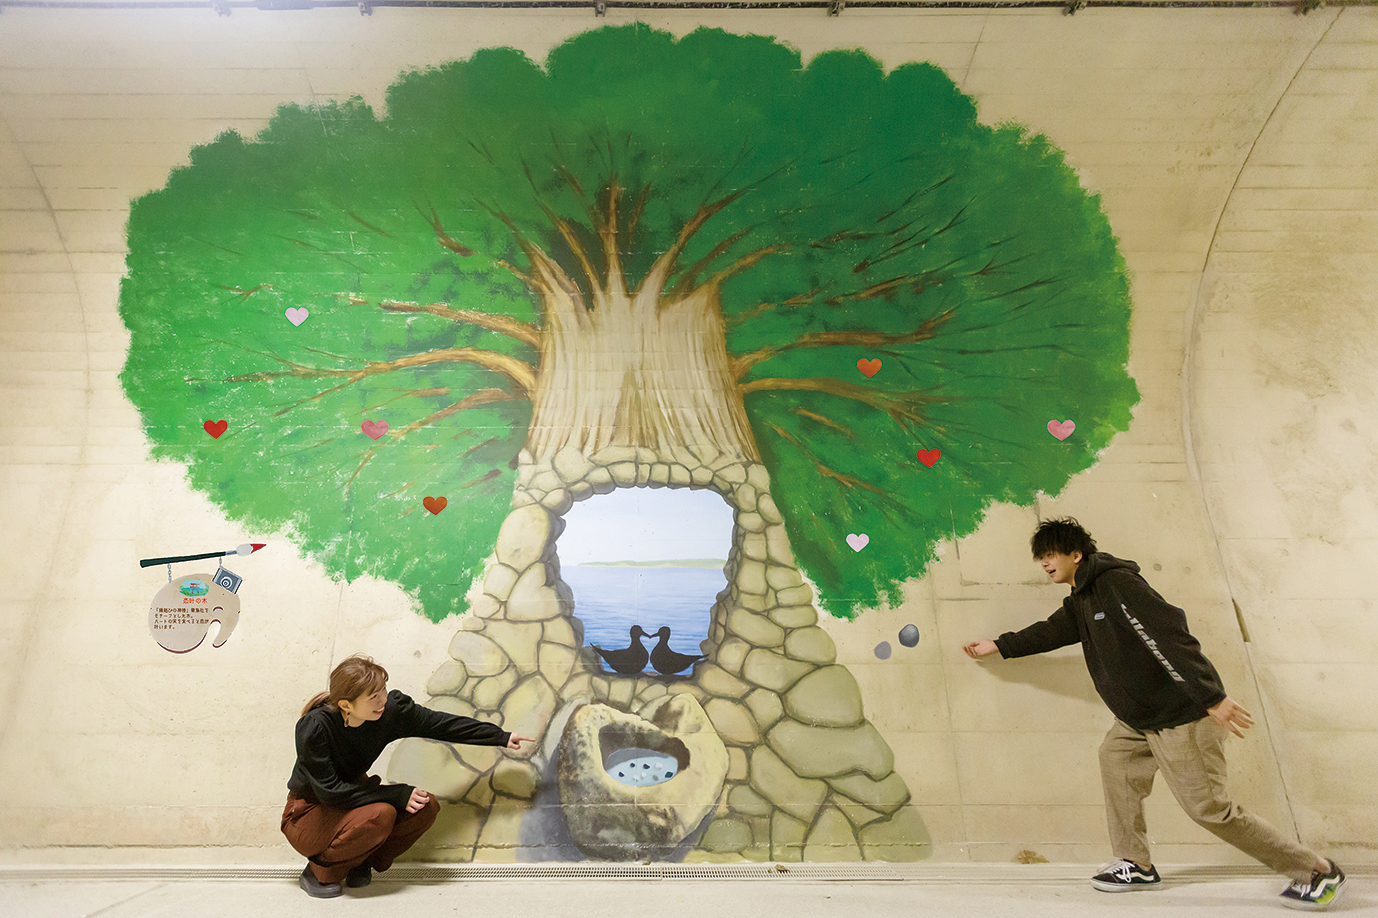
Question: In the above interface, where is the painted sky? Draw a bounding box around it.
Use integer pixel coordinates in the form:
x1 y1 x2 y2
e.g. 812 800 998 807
558 488 735 564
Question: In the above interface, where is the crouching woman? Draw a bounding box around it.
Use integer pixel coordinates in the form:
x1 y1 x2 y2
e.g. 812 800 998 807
283 654 531 897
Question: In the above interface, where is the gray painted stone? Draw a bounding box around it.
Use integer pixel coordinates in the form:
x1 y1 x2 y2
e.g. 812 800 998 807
700 818 751 853
553 446 595 483
387 738 482 803
783 626 836 664
716 637 750 675
748 746 829 823
500 675 558 757
727 784 773 817
726 606 784 648
769 604 816 629
426 660 468 697
744 688 784 730
494 504 553 571
858 807 930 862
704 696 761 745
482 619 543 673
506 564 567 622
766 720 894 779
484 564 521 601
736 560 768 595
697 663 749 698
803 804 863 861
449 631 509 677
827 771 911 814
770 810 807 862
470 666 519 711
491 759 541 800
741 648 813 693
783 665 864 727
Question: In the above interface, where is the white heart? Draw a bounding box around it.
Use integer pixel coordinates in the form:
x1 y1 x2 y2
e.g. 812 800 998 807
846 533 869 552
285 307 309 326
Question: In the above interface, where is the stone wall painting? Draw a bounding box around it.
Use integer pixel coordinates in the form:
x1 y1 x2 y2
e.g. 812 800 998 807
118 24 1139 861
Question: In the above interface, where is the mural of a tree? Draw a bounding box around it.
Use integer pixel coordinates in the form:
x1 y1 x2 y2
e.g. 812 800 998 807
120 25 1138 622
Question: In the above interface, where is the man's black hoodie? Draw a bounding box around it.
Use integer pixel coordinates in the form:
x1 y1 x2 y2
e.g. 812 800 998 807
994 552 1226 731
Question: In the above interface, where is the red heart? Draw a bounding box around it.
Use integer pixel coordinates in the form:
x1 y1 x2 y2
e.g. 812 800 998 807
916 448 941 468
857 358 882 378
203 420 228 439
423 496 448 515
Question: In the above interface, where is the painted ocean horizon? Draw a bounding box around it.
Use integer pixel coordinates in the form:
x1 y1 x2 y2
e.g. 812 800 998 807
562 563 727 663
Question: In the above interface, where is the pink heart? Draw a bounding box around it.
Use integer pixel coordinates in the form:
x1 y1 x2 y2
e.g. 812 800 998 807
1048 419 1076 440
361 419 389 440
846 533 870 552
857 358 882 378
285 307 309 326
203 419 228 439
916 448 941 468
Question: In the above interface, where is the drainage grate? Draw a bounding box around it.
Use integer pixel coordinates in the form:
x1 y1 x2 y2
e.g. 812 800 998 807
0 862 907 883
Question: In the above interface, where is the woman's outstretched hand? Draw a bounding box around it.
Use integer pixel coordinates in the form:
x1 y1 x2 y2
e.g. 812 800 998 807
406 788 432 814
963 640 998 659
506 733 535 750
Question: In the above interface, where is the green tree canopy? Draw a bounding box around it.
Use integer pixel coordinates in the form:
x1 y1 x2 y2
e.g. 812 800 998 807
120 25 1137 621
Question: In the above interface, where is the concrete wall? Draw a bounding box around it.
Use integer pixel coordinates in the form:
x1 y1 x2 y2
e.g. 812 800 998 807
1 6 1374 867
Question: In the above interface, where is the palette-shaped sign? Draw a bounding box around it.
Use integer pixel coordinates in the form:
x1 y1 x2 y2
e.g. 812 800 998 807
149 573 240 653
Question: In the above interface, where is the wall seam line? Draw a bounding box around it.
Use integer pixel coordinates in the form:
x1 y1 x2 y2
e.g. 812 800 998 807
1179 8 1343 847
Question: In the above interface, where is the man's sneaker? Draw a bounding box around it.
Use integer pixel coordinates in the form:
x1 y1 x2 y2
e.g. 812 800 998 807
1091 860 1162 892
1280 860 1345 911
298 866 343 898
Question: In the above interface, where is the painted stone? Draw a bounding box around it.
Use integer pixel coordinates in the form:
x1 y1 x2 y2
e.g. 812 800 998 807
783 626 837 664
782 665 865 727
491 760 541 800
803 804 863 862
505 565 568 622
556 696 728 860
741 647 813 693
703 697 761 746
747 745 829 823
827 771 911 815
700 817 751 853
425 660 468 697
858 807 931 862
766 720 894 780
387 738 482 803
493 503 554 571
770 810 807 862
499 675 558 757
726 606 784 648
448 631 509 676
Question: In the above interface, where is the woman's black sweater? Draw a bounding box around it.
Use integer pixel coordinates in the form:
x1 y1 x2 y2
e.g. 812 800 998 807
288 690 509 812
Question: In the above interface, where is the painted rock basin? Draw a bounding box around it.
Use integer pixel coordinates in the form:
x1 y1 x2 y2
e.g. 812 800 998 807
557 695 728 859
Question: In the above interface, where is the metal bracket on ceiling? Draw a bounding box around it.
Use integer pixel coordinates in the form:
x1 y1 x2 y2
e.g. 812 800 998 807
359 0 373 12
1294 0 1323 12
1063 0 1085 14
829 0 845 15
595 1 606 15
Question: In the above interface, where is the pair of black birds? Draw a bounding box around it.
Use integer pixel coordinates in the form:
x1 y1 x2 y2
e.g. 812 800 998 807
593 625 702 676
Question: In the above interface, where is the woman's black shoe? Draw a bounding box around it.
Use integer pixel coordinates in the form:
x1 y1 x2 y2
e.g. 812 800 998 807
345 866 373 888
299 866 343 898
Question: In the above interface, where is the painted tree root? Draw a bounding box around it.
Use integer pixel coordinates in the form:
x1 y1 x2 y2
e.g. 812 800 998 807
388 444 927 862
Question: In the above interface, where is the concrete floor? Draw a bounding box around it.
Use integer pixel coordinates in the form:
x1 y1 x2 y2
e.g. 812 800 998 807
0 864 1373 918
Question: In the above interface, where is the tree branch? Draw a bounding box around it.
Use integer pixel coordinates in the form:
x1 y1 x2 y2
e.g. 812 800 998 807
376 299 540 348
346 388 518 493
743 377 933 431
226 346 536 401
731 310 955 379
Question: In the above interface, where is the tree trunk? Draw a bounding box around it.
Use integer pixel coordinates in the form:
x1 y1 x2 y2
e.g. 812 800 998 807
524 283 758 462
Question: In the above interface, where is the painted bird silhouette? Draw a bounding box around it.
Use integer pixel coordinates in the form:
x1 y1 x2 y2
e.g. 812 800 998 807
649 626 704 676
592 625 649 674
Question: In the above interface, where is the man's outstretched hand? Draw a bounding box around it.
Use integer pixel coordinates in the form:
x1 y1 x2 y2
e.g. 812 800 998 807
963 640 999 659
1207 697 1254 738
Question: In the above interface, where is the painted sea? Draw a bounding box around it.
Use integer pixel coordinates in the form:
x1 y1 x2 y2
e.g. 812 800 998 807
561 564 727 661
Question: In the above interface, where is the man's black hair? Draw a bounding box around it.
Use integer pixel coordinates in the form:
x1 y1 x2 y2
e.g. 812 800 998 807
1031 517 1097 559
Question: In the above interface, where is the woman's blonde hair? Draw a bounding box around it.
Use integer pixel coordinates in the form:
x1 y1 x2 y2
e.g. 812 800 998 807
301 654 389 717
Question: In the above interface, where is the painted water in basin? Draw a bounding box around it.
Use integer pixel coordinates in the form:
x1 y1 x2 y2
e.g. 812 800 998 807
604 747 680 786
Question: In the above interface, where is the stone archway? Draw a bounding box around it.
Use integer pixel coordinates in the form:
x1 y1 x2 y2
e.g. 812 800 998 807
388 443 926 862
